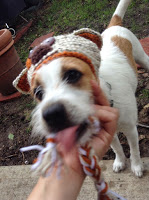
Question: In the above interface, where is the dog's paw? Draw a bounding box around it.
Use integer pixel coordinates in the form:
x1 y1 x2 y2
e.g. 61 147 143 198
131 162 144 177
113 159 126 173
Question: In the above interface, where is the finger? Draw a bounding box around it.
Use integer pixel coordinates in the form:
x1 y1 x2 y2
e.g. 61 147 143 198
94 107 119 124
94 108 119 136
91 129 114 159
91 80 110 106
93 105 119 116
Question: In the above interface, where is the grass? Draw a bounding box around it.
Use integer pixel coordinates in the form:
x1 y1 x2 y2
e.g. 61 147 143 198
24 110 32 122
126 0 149 33
14 0 115 64
19 97 36 111
14 0 149 65
0 116 8 123
140 89 149 99
26 126 32 134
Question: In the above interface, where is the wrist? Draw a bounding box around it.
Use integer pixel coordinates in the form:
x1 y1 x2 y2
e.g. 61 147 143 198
28 147 86 200
44 157 86 200
32 166 85 200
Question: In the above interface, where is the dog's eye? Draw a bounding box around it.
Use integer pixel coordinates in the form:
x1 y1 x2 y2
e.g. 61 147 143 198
63 69 82 84
34 86 44 101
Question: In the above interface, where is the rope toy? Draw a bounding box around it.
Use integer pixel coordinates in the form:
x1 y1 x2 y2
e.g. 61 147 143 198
20 117 126 200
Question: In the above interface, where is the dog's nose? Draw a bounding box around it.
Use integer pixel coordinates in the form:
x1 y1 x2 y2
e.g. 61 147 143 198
42 103 69 132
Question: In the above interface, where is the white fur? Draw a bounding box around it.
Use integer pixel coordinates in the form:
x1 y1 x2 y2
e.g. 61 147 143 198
99 25 149 177
31 59 94 143
113 0 131 19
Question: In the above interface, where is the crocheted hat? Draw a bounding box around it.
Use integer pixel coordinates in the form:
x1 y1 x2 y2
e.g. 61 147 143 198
13 28 102 94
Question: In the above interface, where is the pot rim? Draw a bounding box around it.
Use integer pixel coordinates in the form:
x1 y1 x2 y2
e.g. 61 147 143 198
0 29 14 56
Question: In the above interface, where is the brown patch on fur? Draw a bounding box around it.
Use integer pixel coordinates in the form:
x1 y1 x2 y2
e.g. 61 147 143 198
107 15 122 29
60 57 97 91
112 36 137 74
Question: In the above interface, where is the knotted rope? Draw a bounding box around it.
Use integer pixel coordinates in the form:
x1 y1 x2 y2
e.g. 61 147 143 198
79 145 127 200
79 145 110 199
20 134 62 177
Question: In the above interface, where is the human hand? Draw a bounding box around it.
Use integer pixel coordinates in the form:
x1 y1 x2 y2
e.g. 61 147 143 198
56 80 119 172
90 80 119 160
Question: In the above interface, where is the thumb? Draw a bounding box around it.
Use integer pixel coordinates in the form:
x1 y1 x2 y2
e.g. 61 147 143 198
91 80 110 106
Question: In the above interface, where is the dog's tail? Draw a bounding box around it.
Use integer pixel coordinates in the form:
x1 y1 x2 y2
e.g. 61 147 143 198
107 0 131 28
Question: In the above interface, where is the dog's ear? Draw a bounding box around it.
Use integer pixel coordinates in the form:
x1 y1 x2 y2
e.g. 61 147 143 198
73 28 102 50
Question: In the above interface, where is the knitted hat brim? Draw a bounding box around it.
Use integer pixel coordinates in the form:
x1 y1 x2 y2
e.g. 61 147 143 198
13 51 98 94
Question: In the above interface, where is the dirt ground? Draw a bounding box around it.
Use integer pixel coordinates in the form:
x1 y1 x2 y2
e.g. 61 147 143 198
0 1 149 166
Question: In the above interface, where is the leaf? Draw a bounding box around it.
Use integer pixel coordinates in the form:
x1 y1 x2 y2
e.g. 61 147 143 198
144 103 149 109
8 133 14 140
139 135 146 140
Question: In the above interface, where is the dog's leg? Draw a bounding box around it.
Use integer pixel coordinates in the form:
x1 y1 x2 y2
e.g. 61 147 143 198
110 134 126 173
132 38 149 71
124 126 144 177
127 31 149 71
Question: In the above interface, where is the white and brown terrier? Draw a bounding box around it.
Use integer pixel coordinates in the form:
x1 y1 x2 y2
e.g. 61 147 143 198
13 0 149 177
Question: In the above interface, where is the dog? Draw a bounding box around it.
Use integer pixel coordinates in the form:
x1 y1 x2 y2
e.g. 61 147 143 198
13 0 149 178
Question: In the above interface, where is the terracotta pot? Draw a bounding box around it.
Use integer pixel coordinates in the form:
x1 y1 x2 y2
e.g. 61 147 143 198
0 29 24 96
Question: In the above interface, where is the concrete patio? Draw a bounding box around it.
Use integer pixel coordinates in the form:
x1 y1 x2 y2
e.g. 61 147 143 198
1 158 149 200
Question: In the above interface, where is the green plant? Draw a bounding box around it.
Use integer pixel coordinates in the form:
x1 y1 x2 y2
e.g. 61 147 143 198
139 89 149 99
8 133 14 140
142 89 149 98
26 126 32 133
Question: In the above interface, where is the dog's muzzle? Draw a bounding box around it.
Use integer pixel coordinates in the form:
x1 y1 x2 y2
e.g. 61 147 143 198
42 102 73 132
42 102 89 143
